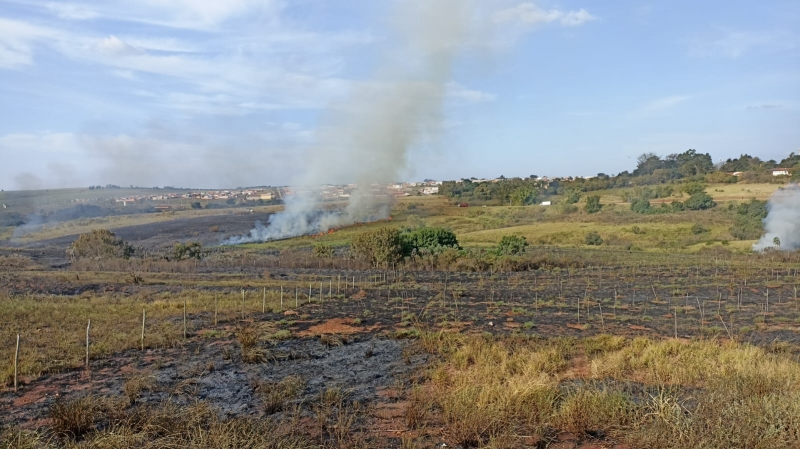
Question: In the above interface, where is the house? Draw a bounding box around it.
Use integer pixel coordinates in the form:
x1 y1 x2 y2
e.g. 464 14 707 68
421 186 439 195
540 201 551 206
772 168 792 177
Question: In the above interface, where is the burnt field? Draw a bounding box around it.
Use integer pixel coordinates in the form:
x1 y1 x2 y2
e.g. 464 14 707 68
2 247 800 447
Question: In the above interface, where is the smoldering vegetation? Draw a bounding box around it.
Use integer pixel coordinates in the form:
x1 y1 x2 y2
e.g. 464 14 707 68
754 184 800 251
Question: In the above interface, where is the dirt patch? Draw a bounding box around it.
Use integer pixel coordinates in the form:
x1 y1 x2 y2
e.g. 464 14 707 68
298 317 382 336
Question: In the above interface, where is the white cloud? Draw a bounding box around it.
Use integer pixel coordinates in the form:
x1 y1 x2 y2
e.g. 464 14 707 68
690 30 795 59
640 95 690 113
96 35 144 57
46 3 98 20
446 82 496 104
493 3 596 27
0 18 60 68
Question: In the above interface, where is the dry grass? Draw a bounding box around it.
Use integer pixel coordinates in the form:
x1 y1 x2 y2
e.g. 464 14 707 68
418 332 800 448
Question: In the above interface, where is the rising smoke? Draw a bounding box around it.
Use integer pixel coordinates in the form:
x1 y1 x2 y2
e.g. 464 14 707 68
753 184 800 251
224 0 479 244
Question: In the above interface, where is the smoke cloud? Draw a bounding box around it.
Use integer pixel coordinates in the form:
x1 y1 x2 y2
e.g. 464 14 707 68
753 184 800 251
225 0 480 244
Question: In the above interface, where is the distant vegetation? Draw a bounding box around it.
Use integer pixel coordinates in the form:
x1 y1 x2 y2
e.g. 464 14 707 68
67 230 134 260
440 150 799 205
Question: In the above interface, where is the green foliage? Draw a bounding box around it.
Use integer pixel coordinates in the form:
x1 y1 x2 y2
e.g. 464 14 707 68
312 244 334 258
173 242 203 260
400 227 459 256
729 199 767 240
68 230 134 260
684 192 716 210
682 182 707 196
350 227 403 267
584 195 602 214
630 198 652 214
691 223 710 235
585 231 604 246
564 190 581 204
496 235 528 255
509 186 538 206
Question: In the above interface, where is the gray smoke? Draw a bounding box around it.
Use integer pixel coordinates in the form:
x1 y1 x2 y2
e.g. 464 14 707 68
753 184 800 251
225 0 478 244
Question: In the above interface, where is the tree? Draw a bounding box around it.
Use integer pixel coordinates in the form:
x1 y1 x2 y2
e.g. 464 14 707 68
173 242 203 260
773 237 781 248
496 235 528 255
191 202 202 209
630 198 652 214
585 195 602 214
585 231 604 246
400 227 459 256
351 227 403 267
510 186 538 206
225 198 236 205
68 230 134 260
312 244 335 258
684 192 716 210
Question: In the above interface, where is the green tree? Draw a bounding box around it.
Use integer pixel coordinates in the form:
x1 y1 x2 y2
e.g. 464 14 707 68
173 242 203 260
496 235 528 255
584 195 602 214
630 198 652 214
351 227 403 267
684 192 716 210
400 227 459 256
191 201 202 209
68 230 134 260
509 186 538 206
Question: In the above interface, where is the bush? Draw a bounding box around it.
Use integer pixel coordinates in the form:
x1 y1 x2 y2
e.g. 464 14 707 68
67 230 134 260
173 242 203 260
312 244 335 258
585 195 602 214
191 202 202 209
400 227 459 256
350 227 403 267
691 223 710 235
585 231 604 246
631 198 652 214
496 235 528 255
682 182 707 196
685 192 716 210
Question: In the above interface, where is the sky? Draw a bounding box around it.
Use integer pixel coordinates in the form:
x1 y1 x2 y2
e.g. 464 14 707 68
0 0 798 190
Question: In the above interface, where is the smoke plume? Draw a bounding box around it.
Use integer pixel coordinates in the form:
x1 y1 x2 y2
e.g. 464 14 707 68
753 184 800 251
225 0 478 244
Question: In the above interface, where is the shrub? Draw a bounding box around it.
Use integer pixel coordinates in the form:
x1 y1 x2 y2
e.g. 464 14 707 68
691 223 710 235
585 231 604 246
350 227 403 267
685 192 716 210
630 198 652 214
191 202 202 209
67 230 134 260
400 227 459 256
173 242 203 260
585 195 602 214
682 182 707 196
312 244 335 258
496 235 528 255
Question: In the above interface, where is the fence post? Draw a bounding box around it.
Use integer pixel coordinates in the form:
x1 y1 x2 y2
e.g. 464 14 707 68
14 334 20 392
141 309 146 350
183 299 187 339
85 320 91 369
280 286 283 312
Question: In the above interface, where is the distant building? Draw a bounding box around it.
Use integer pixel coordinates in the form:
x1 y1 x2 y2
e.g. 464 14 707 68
540 201 551 206
421 186 439 195
772 168 792 176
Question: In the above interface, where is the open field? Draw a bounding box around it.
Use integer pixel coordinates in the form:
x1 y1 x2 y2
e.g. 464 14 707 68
1 185 799 448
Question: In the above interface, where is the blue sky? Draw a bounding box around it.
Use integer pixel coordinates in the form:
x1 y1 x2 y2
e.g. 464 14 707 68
0 0 798 190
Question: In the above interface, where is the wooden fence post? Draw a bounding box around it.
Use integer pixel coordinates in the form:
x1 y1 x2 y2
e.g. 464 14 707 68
141 309 146 350
183 299 187 339
85 320 91 369
14 334 20 392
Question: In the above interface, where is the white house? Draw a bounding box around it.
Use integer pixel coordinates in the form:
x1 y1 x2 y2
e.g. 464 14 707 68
540 201 551 206
772 168 792 176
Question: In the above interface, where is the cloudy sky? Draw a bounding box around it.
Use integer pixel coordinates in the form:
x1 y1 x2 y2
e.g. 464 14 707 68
0 0 798 190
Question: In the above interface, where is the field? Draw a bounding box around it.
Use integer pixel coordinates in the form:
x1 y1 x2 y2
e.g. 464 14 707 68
1 185 799 448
